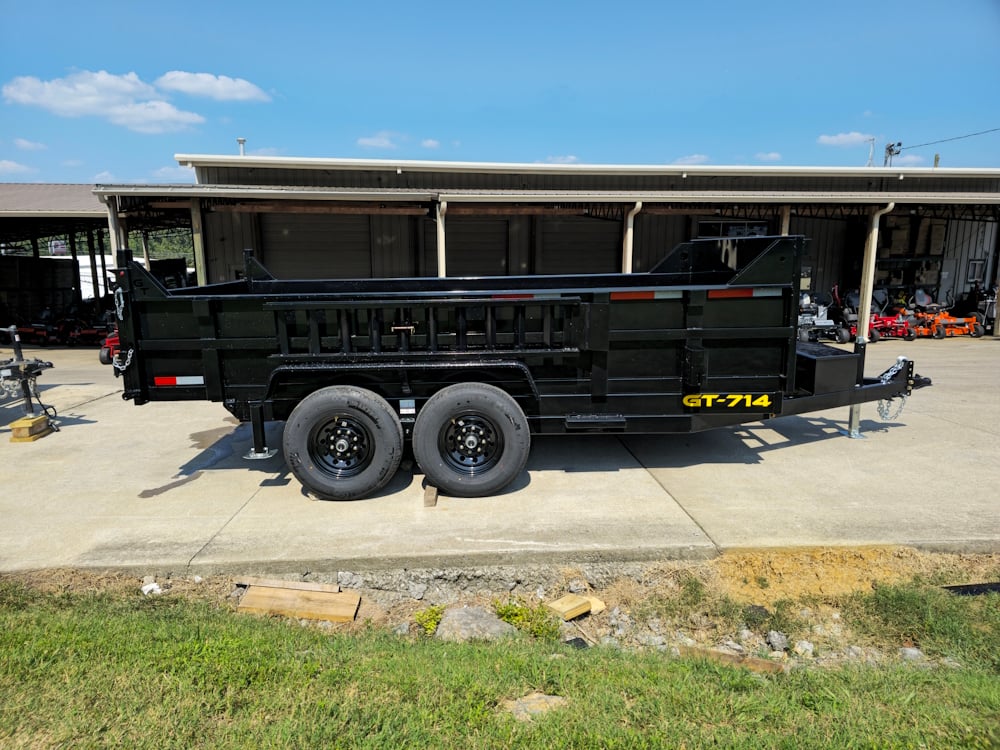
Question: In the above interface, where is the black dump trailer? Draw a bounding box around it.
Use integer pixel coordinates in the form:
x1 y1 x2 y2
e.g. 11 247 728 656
112 236 921 500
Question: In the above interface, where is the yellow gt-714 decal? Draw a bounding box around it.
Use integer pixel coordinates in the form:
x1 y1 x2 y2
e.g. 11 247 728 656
682 393 778 409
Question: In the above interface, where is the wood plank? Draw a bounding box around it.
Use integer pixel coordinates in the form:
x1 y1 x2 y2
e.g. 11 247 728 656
238 586 360 623
544 593 591 621
237 577 341 594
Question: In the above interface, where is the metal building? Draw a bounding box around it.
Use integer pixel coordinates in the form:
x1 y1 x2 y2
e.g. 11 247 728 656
93 157 1000 312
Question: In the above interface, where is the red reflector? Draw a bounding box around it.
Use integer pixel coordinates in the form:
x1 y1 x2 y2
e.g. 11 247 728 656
153 376 176 386
611 290 655 301
708 288 754 299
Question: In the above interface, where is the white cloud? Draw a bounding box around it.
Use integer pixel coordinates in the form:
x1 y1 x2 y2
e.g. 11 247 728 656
421 139 440 149
3 71 157 117
0 159 34 175
755 151 782 162
545 155 580 164
93 170 118 182
61 159 84 167
155 71 270 102
150 165 196 182
894 154 925 166
108 100 205 134
14 137 46 151
673 154 710 165
3 68 267 135
357 130 400 149
2 70 204 133
817 131 874 147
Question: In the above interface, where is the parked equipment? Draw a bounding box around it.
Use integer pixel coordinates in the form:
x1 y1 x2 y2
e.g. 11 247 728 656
798 290 851 343
111 236 926 501
908 289 985 339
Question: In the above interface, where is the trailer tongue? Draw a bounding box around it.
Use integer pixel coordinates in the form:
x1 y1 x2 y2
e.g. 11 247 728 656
112 235 925 500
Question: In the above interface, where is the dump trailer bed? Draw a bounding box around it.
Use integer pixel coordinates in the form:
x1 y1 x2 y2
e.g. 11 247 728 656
113 236 918 500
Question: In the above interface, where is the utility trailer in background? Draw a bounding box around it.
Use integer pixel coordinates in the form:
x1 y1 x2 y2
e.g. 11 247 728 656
112 235 922 500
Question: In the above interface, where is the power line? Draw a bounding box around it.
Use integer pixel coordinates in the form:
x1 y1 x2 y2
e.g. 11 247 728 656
900 127 1000 151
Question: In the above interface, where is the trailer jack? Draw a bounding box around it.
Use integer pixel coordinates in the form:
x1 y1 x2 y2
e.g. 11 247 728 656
2 326 57 442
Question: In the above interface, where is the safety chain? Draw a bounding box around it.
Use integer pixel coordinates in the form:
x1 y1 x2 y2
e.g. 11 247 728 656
114 287 126 321
113 347 134 373
879 356 908 385
877 395 907 421
877 356 909 421
0 376 25 401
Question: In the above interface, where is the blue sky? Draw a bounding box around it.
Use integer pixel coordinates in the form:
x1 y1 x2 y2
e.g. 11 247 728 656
2 0 999 183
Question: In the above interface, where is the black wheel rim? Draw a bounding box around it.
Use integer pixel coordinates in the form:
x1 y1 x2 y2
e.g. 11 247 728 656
439 412 503 476
311 414 374 478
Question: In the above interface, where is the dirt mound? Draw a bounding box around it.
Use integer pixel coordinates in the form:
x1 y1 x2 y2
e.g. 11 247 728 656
710 546 980 606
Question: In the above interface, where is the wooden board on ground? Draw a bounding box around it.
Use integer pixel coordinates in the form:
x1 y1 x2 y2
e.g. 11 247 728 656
545 593 591 621
238 577 342 594
238 584 360 623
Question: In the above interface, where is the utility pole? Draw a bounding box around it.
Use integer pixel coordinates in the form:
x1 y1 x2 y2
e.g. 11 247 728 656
884 142 901 167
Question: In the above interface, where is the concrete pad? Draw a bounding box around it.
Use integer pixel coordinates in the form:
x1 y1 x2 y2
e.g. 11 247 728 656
1 338 997 575
626 339 1000 552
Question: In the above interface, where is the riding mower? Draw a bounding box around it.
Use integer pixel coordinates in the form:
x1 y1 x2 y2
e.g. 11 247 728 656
907 289 985 338
830 286 916 342
798 290 851 343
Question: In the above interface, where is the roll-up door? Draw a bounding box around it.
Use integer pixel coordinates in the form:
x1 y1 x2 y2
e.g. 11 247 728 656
260 215 371 279
539 216 620 274
446 218 509 276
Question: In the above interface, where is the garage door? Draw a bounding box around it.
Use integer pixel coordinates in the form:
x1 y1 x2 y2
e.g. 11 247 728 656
260 215 372 279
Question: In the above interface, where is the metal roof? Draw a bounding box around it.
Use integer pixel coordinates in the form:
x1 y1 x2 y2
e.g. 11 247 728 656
93 183 1000 207
174 153 1000 180
0 183 107 217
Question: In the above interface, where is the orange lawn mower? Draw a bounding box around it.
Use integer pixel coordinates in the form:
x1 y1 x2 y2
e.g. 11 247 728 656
907 289 985 339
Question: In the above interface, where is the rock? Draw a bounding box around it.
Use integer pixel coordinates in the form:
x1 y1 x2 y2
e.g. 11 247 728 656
337 571 363 589
567 578 589 594
899 647 925 661
637 634 666 649
743 604 770 625
192 575 203 584
599 636 621 649
408 582 428 601
793 640 815 657
435 606 516 643
738 629 756 643
720 639 745 655
392 622 410 636
766 630 789 652
502 692 568 721
140 582 162 596
846 645 865 660
142 575 156 586
674 632 697 648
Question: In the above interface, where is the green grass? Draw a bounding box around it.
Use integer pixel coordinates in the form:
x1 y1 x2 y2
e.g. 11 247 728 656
0 581 998 749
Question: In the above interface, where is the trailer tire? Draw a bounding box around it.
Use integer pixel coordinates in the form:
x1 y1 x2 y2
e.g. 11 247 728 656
867 328 880 343
933 325 946 339
413 382 530 498
98 347 113 365
282 386 403 501
971 323 985 338
904 327 916 341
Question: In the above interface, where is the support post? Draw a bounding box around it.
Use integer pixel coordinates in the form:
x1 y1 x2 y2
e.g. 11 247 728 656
86 230 100 301
848 202 895 437
190 199 207 286
435 201 447 277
